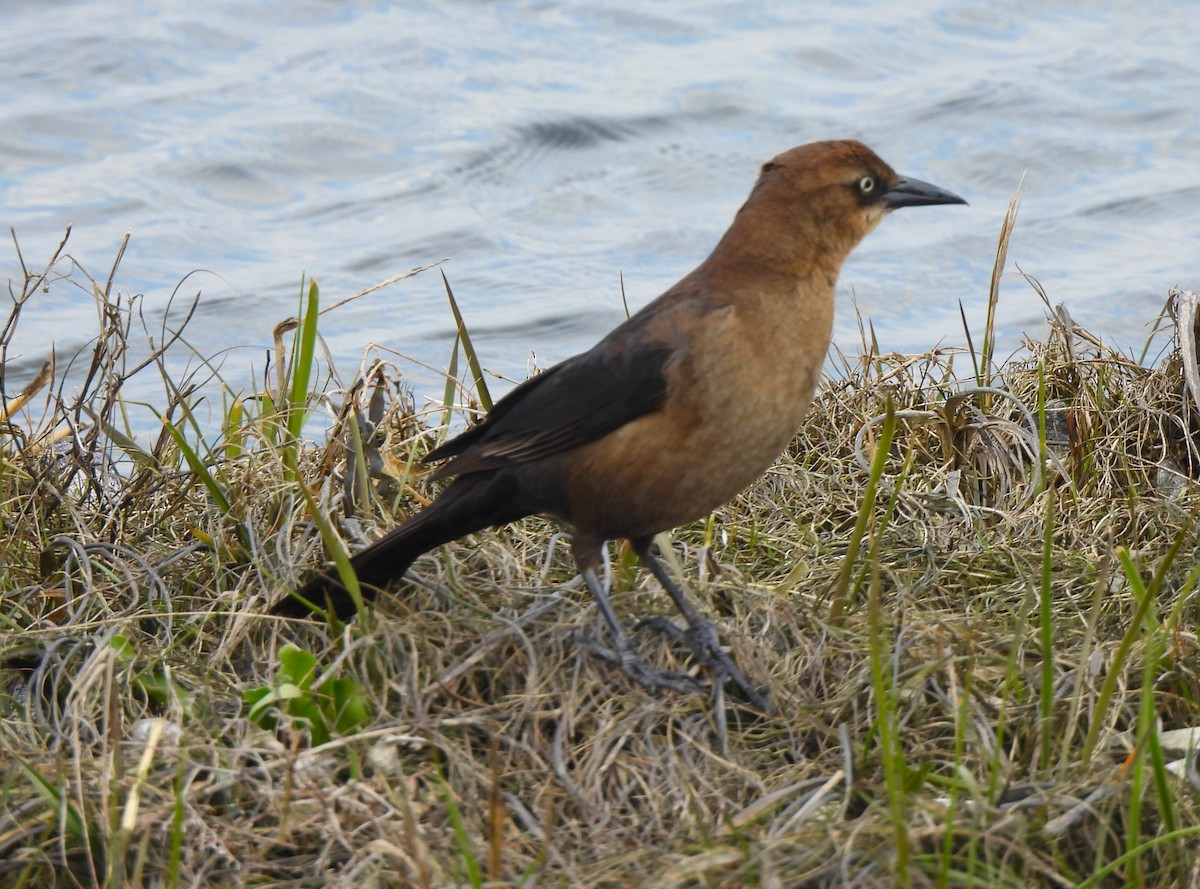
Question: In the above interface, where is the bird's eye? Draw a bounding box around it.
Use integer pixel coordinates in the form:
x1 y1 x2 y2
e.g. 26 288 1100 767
858 175 876 195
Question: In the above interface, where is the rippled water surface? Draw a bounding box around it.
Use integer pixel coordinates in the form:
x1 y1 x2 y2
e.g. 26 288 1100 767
3 0 1198 428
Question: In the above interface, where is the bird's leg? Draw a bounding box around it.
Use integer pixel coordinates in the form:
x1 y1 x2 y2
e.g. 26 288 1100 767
632 539 770 711
574 566 703 697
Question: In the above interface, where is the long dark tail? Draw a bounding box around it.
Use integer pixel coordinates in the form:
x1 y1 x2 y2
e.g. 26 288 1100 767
275 471 532 619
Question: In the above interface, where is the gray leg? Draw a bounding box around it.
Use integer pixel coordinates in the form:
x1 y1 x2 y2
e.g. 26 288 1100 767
632 538 770 711
575 566 703 697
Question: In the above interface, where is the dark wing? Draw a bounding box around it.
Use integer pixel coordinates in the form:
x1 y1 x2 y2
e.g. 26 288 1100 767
424 326 675 480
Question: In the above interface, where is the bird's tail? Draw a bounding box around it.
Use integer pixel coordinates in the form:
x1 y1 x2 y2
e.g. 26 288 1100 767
275 473 526 620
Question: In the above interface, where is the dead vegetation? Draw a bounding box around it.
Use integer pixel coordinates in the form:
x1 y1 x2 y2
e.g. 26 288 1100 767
2 225 1200 888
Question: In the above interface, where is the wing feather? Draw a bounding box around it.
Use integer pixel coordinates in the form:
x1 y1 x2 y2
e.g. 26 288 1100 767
424 328 676 480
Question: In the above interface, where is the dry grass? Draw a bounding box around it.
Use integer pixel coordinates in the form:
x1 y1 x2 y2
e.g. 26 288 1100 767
3 227 1200 888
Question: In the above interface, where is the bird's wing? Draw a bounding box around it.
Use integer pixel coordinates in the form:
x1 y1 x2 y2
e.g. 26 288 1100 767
424 321 677 480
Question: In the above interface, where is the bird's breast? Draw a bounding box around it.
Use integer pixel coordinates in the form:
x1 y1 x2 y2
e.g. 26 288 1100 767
564 282 835 540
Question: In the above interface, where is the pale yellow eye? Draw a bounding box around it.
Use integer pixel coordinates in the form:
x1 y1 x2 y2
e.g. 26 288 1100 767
858 175 876 195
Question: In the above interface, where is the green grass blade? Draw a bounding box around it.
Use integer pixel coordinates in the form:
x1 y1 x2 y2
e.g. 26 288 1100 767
224 396 245 461
161 417 232 515
868 554 911 888
441 271 492 411
434 760 484 889
1074 826 1200 889
16 758 86 844
284 278 320 478
167 764 186 889
1081 546 1152 766
828 397 896 624
1081 527 1190 767
441 330 462 437
1037 491 1055 771
1037 365 1056 771
289 483 364 622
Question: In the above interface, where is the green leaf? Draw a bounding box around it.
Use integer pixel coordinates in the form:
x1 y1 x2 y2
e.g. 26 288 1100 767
278 643 317 689
329 678 370 734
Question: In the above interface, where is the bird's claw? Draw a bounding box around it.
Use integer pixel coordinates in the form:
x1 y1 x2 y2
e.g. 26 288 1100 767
634 615 771 712
571 629 704 697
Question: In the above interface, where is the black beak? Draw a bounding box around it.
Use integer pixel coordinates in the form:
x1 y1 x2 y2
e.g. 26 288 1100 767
882 176 967 209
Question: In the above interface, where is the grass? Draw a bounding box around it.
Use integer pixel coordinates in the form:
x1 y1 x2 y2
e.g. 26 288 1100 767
3 221 1200 887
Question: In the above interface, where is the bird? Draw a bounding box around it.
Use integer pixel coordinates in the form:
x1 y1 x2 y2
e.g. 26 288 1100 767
278 139 966 710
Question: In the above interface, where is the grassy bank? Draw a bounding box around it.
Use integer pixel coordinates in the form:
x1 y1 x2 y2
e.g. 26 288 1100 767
2 225 1200 888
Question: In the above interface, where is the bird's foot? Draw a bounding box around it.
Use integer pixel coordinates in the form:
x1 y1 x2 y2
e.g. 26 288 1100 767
571 630 704 697
635 615 771 712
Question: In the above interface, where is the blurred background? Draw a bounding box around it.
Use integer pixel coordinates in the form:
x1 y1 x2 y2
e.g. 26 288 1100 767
2 0 1197 432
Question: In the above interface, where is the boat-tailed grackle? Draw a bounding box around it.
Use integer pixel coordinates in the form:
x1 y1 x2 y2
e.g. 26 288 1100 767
278 140 966 710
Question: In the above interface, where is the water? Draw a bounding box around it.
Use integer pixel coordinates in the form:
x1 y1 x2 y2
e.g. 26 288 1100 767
2 0 1198 434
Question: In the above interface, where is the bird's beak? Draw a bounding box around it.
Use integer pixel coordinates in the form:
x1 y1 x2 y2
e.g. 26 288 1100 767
882 176 967 209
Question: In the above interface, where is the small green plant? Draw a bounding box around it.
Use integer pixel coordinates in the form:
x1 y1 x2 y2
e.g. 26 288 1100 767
108 634 183 712
14 757 106 885
244 643 370 746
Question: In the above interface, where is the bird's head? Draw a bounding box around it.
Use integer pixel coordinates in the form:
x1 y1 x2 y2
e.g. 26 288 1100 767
725 139 966 273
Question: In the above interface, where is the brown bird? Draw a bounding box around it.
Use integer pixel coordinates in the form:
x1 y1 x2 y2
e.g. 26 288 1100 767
279 140 965 709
